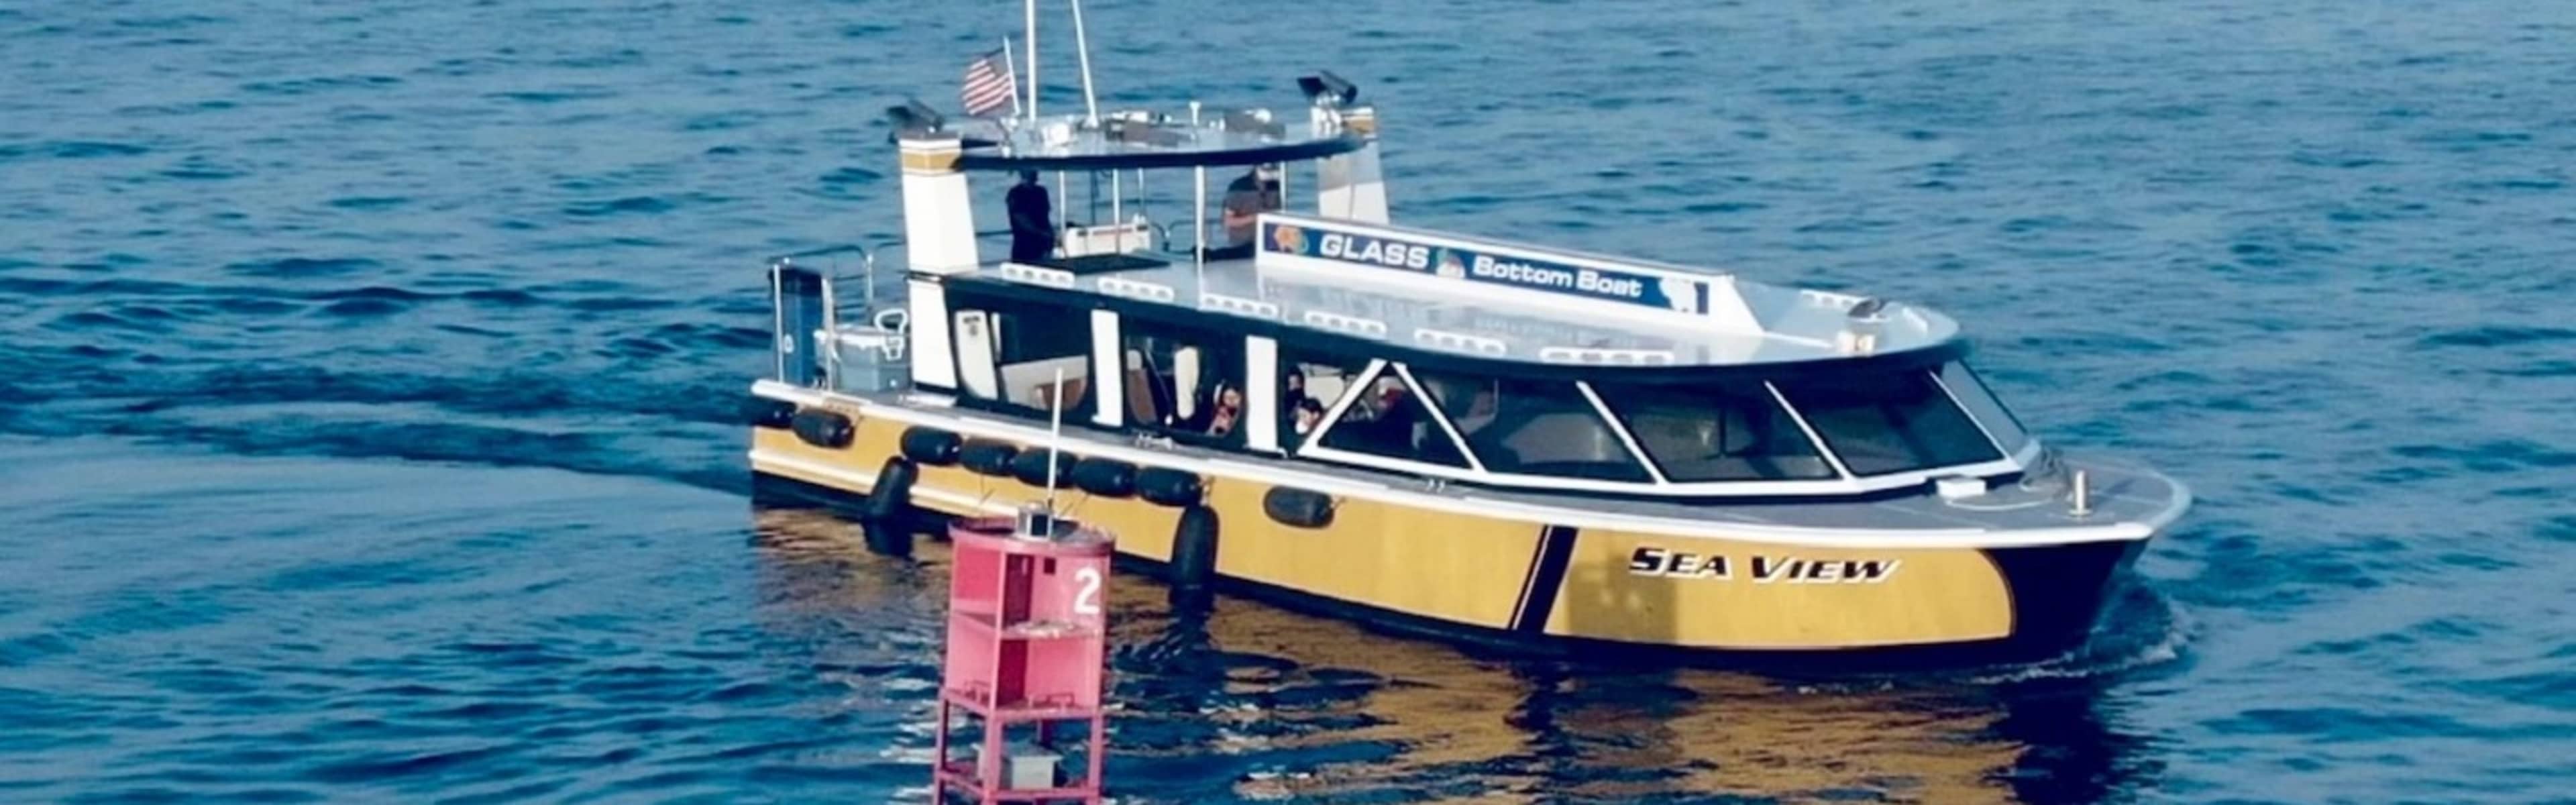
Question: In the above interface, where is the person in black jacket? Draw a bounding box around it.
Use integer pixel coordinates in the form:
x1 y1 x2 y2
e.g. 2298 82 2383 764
1006 171 1054 263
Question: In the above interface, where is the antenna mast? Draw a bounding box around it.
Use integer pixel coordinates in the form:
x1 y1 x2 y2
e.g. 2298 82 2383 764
1068 0 1100 125
1023 0 1038 121
1045 367 1066 513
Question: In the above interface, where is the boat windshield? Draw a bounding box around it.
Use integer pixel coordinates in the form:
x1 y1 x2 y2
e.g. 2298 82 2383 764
1411 369 1653 482
1593 380 1837 482
1772 365 2004 476
1295 358 2029 490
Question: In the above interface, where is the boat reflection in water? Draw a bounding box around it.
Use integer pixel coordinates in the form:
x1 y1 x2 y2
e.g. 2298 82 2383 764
746 504 2165 804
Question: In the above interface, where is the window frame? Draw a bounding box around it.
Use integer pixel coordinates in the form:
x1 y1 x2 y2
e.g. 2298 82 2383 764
944 289 1099 425
1585 376 1847 484
1289 358 2033 496
1117 311 1252 448
924 278 2037 496
1769 368 2008 478
1928 362 2037 460
1296 359 1481 472
1401 366 1662 484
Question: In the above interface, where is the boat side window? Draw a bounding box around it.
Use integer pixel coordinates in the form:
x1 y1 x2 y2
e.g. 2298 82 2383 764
1277 348 1371 448
1774 368 2003 476
1410 369 1651 482
1934 362 2031 456
1595 380 1836 481
950 299 1093 420
1313 362 1470 468
1119 316 1245 445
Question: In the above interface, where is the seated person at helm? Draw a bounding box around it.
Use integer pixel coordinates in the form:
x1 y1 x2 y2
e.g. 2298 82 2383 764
1205 163 1281 260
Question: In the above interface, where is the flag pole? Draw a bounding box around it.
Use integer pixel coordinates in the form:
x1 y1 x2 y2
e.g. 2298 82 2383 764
1067 0 1100 126
1000 37 1021 118
1024 0 1038 123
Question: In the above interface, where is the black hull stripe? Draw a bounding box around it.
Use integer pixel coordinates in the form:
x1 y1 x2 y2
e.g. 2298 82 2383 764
1513 525 1579 633
1505 527 1546 628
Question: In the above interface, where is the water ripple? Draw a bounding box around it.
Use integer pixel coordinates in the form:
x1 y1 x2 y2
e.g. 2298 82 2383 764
7 0 2575 802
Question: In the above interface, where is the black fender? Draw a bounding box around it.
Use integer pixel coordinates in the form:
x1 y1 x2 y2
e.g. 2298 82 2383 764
1262 486 1335 529
789 409 855 449
900 426 963 466
1009 448 1075 490
1069 457 1137 498
958 439 1020 476
1169 504 1220 600
747 396 798 429
862 457 917 557
1136 467 1203 508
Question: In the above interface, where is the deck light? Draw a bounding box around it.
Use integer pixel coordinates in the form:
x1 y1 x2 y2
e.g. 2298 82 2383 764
1837 297 1888 355
883 99 946 138
1298 71 1359 107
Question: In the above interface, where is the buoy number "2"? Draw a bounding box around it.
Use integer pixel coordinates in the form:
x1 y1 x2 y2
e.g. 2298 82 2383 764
1073 567 1102 616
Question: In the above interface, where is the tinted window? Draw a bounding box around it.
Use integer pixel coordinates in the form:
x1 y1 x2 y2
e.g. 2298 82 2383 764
1935 362 2029 455
1120 318 1244 445
1411 370 1650 482
1775 370 2003 476
1316 365 1470 468
1597 380 1835 481
1277 349 1371 448
953 302 1091 419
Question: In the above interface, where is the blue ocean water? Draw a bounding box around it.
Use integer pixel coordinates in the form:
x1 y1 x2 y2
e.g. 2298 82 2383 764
4 0 2573 802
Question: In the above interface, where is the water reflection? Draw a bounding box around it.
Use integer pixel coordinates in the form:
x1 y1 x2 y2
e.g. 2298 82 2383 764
745 504 2155 804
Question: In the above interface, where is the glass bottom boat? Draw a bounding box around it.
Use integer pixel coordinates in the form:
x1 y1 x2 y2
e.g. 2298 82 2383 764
744 50 2188 669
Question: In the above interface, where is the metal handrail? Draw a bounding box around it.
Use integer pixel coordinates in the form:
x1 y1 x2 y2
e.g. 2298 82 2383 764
764 243 872 264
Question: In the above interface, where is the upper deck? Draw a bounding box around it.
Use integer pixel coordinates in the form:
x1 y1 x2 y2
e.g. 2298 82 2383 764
947 213 1960 374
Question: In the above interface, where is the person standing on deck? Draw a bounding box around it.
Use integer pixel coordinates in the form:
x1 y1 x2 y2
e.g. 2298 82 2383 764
1208 163 1281 260
1006 170 1055 264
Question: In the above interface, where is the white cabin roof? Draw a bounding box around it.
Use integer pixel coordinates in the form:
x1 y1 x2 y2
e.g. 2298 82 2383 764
959 213 1957 368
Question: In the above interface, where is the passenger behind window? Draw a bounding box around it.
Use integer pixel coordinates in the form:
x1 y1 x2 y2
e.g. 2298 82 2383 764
1202 384 1244 439
1366 377 1418 454
1281 370 1308 413
1290 397 1326 439
1171 380 1246 443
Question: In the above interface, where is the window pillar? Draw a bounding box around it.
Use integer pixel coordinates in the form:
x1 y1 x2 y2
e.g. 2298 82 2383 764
1246 337 1279 451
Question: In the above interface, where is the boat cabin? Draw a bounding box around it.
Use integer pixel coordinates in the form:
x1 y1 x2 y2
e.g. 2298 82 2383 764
773 80 2042 502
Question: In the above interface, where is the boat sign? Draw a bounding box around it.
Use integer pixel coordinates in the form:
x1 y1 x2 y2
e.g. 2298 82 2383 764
1260 216 1715 316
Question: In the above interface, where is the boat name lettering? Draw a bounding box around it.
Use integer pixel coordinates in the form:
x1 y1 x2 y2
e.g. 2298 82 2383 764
1316 232 1432 270
1468 255 1642 300
1626 547 1901 584
1267 221 1711 313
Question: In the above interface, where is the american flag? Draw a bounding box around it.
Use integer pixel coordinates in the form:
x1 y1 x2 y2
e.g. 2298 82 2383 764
961 48 1018 118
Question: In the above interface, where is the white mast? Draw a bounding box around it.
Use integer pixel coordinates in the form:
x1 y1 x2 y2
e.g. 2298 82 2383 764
1000 36 1022 117
1068 0 1100 125
1024 0 1038 121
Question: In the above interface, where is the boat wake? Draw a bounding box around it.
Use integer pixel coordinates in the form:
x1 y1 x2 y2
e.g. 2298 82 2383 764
1960 574 2194 685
